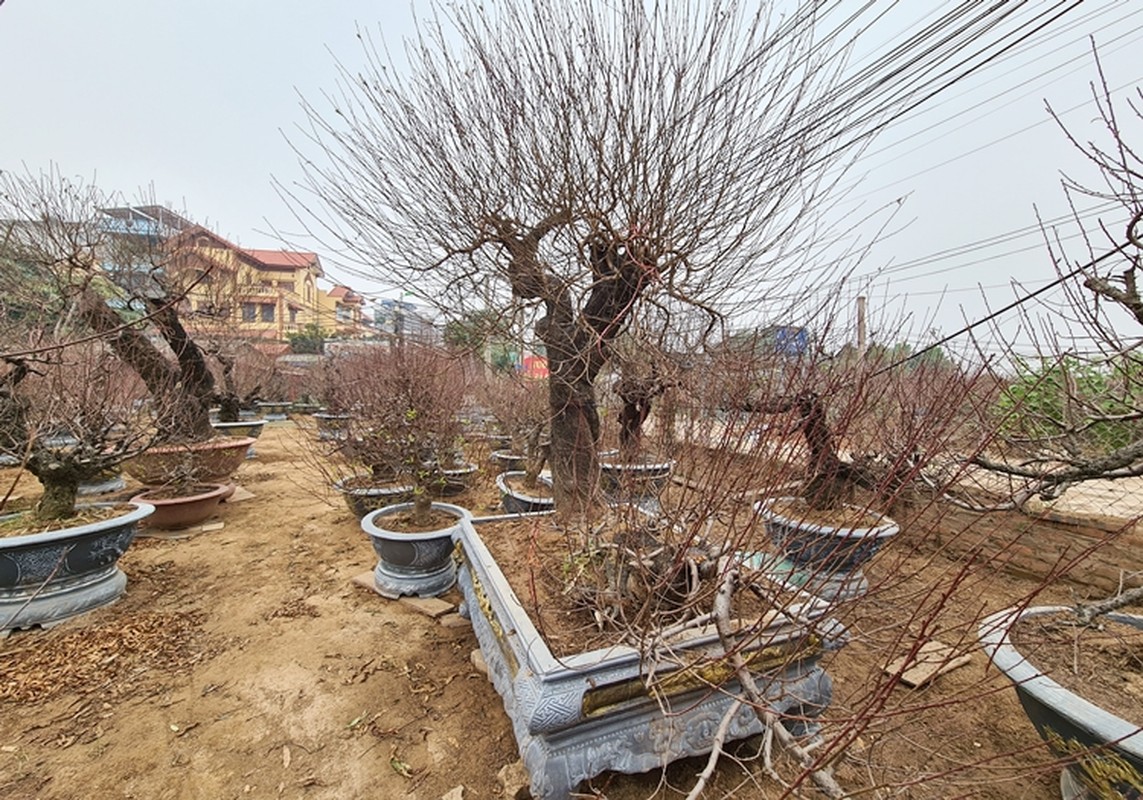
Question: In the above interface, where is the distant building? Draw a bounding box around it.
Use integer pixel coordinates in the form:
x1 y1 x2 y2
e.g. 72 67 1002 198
374 297 439 345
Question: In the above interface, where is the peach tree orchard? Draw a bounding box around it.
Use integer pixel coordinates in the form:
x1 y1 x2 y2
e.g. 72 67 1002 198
288 0 1043 516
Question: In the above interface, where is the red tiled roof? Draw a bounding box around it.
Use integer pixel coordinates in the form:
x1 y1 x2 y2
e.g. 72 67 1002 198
242 249 317 269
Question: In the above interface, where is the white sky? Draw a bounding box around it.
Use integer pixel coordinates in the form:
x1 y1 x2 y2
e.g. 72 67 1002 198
1 1 1140 355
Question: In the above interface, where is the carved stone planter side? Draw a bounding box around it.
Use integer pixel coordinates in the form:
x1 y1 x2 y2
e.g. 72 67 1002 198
980 606 1143 799
0 502 155 630
455 516 838 800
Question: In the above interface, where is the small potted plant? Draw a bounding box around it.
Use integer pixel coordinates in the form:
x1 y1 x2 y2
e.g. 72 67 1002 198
352 345 471 597
479 373 554 513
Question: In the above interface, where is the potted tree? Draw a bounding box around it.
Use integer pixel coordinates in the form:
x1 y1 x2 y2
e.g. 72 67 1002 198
598 356 676 510
0 339 155 629
479 372 554 513
342 344 472 598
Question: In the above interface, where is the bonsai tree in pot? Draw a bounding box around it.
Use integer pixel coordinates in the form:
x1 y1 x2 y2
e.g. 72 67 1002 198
0 273 159 628
477 371 552 509
326 344 472 598
0 171 254 494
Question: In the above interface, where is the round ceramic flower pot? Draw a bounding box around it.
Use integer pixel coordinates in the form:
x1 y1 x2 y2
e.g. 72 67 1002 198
130 483 230 530
599 457 674 511
257 401 292 422
313 412 351 441
333 477 414 520
211 419 267 458
490 450 526 472
979 605 1143 799
432 463 479 497
755 497 898 573
0 502 155 630
123 437 256 485
496 471 555 514
77 470 127 496
360 502 469 599
752 497 898 603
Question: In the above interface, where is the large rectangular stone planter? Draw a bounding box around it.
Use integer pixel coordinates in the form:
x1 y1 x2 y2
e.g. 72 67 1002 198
455 516 839 799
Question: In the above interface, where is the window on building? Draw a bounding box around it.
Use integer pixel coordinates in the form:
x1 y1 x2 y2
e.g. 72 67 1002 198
336 305 350 323
261 303 275 323
260 280 274 289
242 303 257 322
280 281 295 293
289 307 298 324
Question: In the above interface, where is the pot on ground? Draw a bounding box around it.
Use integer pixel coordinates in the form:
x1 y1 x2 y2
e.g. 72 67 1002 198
432 462 479 497
313 412 351 441
490 450 526 472
77 469 126 496
211 419 267 458
496 471 555 514
455 514 842 800
257 401 292 422
361 502 469 599
124 437 255 485
130 483 230 530
753 496 898 602
334 477 414 520
979 605 1143 799
598 456 674 511
0 502 155 630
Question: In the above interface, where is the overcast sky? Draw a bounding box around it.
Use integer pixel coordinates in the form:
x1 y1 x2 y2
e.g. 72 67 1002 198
1 1 1140 354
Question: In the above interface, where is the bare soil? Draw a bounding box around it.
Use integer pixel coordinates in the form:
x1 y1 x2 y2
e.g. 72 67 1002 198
1012 613 1143 727
0 421 1137 799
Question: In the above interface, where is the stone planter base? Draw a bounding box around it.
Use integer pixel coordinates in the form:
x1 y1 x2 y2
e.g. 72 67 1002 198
257 401 292 422
77 473 127 496
0 503 154 630
456 516 841 799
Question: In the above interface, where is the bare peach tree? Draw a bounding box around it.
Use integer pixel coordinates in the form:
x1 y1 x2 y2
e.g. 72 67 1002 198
286 0 937 516
0 171 220 447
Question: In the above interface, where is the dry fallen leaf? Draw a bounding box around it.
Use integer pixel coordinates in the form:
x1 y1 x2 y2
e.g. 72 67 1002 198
282 745 292 769
390 756 413 779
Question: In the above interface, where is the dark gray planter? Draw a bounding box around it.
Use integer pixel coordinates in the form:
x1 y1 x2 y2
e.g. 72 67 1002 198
491 450 526 472
257 401 292 422
314 412 351 441
334 477 414 520
77 471 127 496
496 471 555 514
211 419 268 458
456 515 841 799
598 457 674 512
980 606 1143 799
432 462 479 497
754 497 898 602
361 501 469 599
0 502 155 630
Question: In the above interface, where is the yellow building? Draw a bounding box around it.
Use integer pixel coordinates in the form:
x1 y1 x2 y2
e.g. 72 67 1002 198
167 226 326 342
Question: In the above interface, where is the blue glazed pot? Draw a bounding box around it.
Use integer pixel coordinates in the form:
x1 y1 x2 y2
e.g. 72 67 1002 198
755 497 898 574
0 502 155 629
980 606 1143 799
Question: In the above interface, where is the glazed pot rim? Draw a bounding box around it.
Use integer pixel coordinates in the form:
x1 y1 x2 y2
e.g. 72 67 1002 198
0 502 155 547
130 483 231 505
361 501 471 540
142 436 258 454
978 604 1143 758
495 471 554 503
598 458 676 472
754 496 899 540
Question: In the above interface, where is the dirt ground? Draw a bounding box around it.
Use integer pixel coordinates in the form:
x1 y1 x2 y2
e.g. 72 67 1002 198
0 420 1134 799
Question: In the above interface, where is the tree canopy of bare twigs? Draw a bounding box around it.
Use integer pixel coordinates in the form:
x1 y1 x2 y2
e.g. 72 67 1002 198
287 0 921 515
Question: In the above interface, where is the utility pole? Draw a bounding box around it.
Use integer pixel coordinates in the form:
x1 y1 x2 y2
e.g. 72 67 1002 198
856 295 867 359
